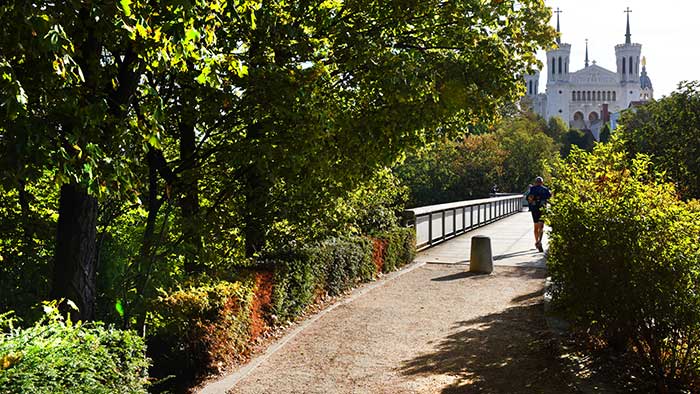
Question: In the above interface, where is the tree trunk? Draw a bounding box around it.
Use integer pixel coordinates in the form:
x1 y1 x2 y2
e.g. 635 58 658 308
179 118 203 273
51 183 98 321
243 163 271 257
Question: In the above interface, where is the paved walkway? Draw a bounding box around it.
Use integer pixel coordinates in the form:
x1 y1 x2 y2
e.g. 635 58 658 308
416 210 546 268
200 212 570 394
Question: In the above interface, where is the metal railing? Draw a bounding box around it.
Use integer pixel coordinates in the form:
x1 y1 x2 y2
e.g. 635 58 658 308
402 194 524 251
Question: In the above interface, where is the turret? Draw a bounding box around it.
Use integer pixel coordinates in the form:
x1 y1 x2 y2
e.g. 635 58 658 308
524 70 540 97
640 56 654 100
546 8 571 84
615 7 642 83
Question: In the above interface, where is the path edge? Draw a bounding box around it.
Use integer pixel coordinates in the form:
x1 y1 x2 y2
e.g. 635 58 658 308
197 259 428 394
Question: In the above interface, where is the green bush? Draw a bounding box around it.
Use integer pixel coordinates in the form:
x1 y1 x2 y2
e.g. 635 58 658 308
269 235 376 322
0 303 149 394
619 81 700 199
373 227 416 273
147 278 254 387
548 142 700 390
269 248 325 322
319 236 374 296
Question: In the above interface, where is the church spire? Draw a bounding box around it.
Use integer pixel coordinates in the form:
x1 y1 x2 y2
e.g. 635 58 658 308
556 8 560 43
585 39 589 67
624 7 632 44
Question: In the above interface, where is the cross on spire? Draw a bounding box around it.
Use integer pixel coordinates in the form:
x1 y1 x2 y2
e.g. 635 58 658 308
554 7 563 44
624 7 632 44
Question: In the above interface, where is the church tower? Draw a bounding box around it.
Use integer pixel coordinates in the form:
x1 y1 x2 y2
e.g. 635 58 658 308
545 7 571 121
615 7 642 102
524 71 539 97
546 8 571 85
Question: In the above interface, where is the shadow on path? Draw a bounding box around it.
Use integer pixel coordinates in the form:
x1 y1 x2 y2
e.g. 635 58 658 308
431 271 488 282
399 281 574 393
493 249 538 260
430 266 547 283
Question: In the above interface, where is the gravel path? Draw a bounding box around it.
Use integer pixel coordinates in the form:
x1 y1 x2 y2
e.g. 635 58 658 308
226 264 572 394
200 213 575 393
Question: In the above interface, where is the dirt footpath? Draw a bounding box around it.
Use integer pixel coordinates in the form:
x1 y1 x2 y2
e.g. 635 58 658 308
226 264 574 394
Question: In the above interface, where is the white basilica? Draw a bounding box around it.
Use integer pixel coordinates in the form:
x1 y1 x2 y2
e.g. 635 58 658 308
523 8 654 138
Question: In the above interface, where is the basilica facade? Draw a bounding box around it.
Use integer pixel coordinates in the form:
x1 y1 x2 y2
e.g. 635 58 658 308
524 9 654 139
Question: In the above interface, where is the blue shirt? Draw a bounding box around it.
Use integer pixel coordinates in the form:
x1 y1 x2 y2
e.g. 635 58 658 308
527 185 551 211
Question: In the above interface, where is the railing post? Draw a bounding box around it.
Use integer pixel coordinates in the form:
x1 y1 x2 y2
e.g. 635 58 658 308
428 212 433 246
462 206 466 232
470 205 473 229
441 210 445 241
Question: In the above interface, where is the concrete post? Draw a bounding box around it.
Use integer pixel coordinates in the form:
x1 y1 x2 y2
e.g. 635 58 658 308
470 235 493 274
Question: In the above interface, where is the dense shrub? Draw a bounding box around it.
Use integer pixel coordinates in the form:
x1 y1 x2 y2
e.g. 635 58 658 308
548 142 700 390
319 236 375 296
269 248 325 322
373 227 417 273
147 228 415 387
0 303 149 394
147 279 255 386
269 235 375 322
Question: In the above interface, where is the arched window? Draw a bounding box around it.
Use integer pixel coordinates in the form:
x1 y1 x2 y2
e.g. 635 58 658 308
613 91 617 101
558 57 562 74
552 58 556 75
607 91 611 101
597 91 601 101
622 57 626 74
572 91 576 101
528 80 532 95
629 56 633 74
572 111 585 130
577 91 581 101
565 58 568 74
587 91 591 101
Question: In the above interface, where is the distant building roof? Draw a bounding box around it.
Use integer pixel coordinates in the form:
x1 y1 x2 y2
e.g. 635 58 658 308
640 56 653 89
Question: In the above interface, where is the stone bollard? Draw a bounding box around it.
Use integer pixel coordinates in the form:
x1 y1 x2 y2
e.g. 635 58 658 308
470 235 493 274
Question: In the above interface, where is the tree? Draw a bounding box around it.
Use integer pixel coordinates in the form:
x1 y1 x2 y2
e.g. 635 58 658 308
618 81 700 199
396 112 559 206
395 134 506 206
546 116 569 146
0 0 242 320
0 0 556 320
496 114 559 192
209 0 557 255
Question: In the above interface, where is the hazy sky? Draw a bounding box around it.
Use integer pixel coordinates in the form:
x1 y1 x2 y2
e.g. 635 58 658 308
537 0 700 98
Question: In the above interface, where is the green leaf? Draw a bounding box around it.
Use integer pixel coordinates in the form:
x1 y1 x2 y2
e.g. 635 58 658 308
147 134 161 149
120 0 132 17
185 27 200 43
115 299 124 317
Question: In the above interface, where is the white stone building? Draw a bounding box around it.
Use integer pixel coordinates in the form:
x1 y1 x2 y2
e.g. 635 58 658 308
524 8 654 138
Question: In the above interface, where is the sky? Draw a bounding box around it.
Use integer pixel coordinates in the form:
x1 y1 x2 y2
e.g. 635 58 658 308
537 0 700 98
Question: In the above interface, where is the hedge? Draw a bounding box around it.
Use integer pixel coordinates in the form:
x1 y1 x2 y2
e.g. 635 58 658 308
0 303 149 394
548 143 700 390
147 278 255 389
146 227 416 389
373 227 416 273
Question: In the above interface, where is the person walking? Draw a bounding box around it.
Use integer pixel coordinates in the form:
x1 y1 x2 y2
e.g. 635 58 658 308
527 176 551 252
